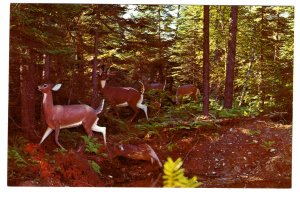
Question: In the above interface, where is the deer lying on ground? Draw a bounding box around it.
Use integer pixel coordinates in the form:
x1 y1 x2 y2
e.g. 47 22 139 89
38 83 106 149
176 84 199 104
108 143 162 167
98 66 148 122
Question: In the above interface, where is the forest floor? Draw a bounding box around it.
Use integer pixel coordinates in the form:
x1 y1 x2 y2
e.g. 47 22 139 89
8 108 292 188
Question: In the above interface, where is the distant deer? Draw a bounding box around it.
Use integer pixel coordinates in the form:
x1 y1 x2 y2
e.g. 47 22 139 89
38 83 106 149
176 84 199 104
98 66 148 122
145 79 166 91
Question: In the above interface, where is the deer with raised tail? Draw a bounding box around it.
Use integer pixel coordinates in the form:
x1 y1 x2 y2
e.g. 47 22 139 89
38 83 106 149
176 84 199 104
98 66 148 122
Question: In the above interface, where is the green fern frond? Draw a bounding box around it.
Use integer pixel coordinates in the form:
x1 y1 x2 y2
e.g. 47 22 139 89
81 135 102 154
163 157 202 188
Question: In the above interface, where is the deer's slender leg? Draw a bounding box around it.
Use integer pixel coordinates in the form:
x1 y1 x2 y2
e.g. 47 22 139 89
91 119 107 145
54 127 65 150
39 127 53 145
137 103 148 120
129 107 139 122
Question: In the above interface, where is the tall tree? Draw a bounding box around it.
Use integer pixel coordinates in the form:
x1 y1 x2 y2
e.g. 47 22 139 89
224 6 238 108
202 5 210 116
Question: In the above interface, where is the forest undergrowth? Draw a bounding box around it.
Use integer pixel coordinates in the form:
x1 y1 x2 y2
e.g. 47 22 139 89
8 98 292 187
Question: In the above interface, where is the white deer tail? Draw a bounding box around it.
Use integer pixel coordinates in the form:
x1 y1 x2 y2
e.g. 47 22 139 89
95 99 105 114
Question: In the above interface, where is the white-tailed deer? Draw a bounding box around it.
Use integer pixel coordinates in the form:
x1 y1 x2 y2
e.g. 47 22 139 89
145 79 166 91
98 66 148 122
176 84 199 104
108 143 162 167
38 83 106 149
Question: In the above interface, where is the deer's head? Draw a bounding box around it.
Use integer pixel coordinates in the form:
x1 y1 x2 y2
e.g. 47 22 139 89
38 83 62 93
98 65 111 81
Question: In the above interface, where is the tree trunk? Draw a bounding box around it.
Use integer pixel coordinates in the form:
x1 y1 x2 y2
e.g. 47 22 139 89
224 6 238 109
203 5 210 116
92 29 99 108
43 54 50 82
239 48 254 107
20 50 36 140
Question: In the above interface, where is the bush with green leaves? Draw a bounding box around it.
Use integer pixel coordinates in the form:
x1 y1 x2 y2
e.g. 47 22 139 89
8 136 29 167
8 149 28 167
81 135 102 154
163 157 202 188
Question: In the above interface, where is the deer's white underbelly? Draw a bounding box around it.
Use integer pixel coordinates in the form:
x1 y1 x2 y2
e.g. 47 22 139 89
60 121 82 129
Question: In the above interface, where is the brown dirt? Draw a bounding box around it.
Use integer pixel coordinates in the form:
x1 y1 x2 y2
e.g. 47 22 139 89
8 116 292 188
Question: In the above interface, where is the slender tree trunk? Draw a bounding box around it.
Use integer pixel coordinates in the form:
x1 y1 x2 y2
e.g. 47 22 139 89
43 54 50 82
40 54 50 125
192 18 196 84
157 6 164 82
258 7 265 109
203 5 210 116
239 48 254 107
20 50 36 140
224 6 238 109
92 28 99 108
167 5 181 92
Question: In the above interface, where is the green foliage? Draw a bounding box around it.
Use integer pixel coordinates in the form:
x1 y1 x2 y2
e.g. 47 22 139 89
261 140 276 150
81 135 102 154
59 129 83 147
167 143 177 152
105 114 131 133
163 157 202 188
8 136 29 167
136 101 215 136
248 130 261 136
210 104 260 119
136 121 164 133
8 149 28 167
88 160 101 175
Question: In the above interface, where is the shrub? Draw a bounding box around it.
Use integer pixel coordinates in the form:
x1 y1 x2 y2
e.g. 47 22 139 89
163 157 202 188
81 135 102 154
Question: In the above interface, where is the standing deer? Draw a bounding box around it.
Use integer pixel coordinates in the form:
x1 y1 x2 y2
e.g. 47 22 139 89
98 66 148 122
38 83 106 149
176 84 199 104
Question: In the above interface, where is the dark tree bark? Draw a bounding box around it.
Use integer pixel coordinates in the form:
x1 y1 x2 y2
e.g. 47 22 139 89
20 51 37 140
224 6 238 109
203 5 210 116
92 29 99 108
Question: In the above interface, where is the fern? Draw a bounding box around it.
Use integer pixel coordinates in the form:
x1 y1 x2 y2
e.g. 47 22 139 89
163 157 201 188
81 135 102 154
88 160 101 175
8 149 28 167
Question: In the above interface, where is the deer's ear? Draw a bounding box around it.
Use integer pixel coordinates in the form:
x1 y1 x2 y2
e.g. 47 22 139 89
52 84 62 91
107 67 111 75
99 68 103 75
